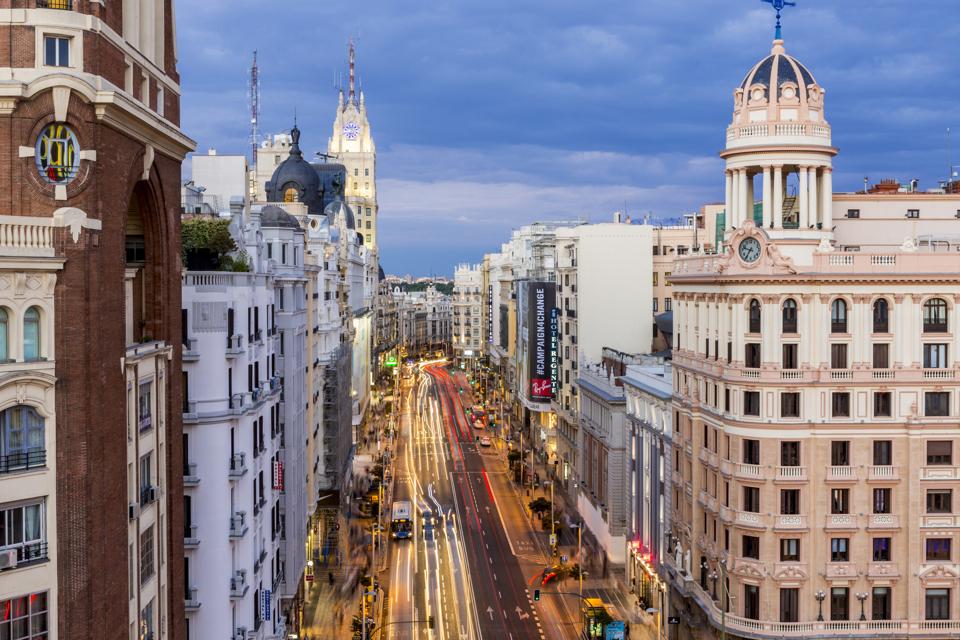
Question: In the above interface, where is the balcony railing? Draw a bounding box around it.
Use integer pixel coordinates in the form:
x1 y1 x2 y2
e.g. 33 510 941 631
184 524 199 547
826 465 857 481
774 515 808 531
183 463 200 486
230 571 248 598
867 514 900 530
182 337 199 361
184 586 200 611
775 466 806 482
229 512 248 538
735 463 764 480
921 466 959 481
226 334 243 356
868 465 899 481
228 453 247 478
0 541 49 569
0 449 46 474
825 513 858 530
139 485 156 507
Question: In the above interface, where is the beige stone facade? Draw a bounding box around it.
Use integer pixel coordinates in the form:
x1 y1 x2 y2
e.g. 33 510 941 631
666 34 960 638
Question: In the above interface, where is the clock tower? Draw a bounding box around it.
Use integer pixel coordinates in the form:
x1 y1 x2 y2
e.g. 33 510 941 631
328 41 379 250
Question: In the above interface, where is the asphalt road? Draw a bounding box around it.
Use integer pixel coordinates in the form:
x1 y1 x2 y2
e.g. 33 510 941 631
386 364 545 640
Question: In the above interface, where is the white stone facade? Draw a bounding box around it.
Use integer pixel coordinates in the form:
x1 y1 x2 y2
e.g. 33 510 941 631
0 226 62 638
453 264 483 362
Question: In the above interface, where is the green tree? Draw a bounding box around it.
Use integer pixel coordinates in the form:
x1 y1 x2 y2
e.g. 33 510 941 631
528 497 551 519
181 217 249 271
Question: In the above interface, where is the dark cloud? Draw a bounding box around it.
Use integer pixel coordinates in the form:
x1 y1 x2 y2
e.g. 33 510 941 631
177 0 960 275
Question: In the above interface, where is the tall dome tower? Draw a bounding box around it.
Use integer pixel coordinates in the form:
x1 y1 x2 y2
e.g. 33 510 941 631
721 39 837 238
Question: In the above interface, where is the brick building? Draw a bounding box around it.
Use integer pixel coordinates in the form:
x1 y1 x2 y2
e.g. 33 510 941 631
0 1 192 639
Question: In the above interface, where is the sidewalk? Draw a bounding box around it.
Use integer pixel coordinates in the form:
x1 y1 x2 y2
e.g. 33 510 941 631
300 399 396 640
461 370 661 639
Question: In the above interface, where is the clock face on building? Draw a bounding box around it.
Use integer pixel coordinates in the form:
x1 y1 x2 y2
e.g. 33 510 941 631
342 121 360 141
738 237 762 263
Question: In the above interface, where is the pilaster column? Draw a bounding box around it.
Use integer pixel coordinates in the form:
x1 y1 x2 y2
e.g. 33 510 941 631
725 171 734 231
762 296 778 363
773 165 784 229
799 295 812 367
893 294 906 367
718 300 728 351
798 167 809 230
808 295 821 367
821 167 833 230
731 299 743 365
850 297 863 365
808 166 819 229
762 166 772 228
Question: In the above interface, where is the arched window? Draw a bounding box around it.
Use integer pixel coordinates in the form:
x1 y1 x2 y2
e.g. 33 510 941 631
0 308 7 361
283 187 298 203
873 299 889 333
831 299 847 333
23 307 41 361
923 298 948 333
0 405 45 469
748 299 761 334
782 299 798 334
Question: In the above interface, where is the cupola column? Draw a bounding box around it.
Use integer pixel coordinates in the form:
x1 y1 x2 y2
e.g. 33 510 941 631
738 169 749 227
821 168 833 230
807 166 819 229
733 169 747 228
724 171 734 231
798 166 809 229
731 170 740 226
773 165 784 228
761 166 773 228
745 170 754 222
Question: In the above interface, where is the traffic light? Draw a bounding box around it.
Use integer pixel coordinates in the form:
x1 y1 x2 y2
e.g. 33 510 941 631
427 615 435 629
533 589 541 601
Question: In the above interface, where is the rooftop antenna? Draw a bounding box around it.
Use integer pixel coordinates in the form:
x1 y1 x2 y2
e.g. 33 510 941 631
248 50 261 169
761 0 797 40
949 127 955 186
348 38 356 104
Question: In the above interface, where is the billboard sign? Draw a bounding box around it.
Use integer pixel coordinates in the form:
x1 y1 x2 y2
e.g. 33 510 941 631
527 281 556 401
487 284 494 344
604 621 625 640
261 589 271 621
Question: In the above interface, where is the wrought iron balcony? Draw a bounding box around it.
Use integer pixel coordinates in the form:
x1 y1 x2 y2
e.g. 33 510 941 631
0 449 46 474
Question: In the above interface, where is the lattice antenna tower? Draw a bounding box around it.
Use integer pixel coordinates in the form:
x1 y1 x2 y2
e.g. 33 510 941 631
249 50 261 171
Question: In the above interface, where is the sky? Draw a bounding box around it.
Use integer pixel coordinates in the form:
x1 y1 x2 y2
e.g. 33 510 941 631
177 0 960 277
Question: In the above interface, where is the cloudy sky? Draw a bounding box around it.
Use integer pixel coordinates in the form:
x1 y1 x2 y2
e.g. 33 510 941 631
178 0 960 276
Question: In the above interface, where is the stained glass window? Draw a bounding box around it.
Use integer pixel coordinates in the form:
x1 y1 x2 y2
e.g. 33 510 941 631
35 123 80 184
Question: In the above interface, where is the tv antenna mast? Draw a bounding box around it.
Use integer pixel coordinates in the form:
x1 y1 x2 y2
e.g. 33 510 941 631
249 51 261 171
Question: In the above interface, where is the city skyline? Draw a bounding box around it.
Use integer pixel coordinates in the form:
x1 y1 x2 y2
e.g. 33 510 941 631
178 0 960 275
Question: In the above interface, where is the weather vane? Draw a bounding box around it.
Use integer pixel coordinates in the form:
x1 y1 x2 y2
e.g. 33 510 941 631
762 0 797 40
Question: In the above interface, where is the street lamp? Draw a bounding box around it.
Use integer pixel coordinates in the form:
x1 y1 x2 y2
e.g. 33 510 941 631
702 558 729 640
545 480 555 557
815 590 826 621
856 591 868 621
570 522 584 597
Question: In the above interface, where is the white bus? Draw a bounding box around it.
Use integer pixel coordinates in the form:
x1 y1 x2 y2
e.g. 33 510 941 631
391 500 413 540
